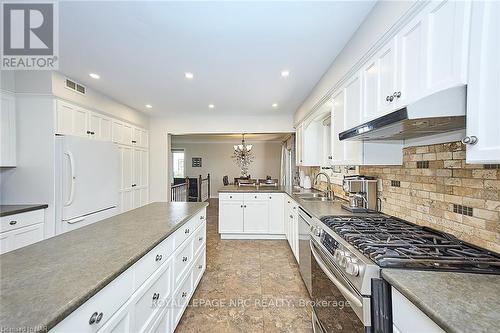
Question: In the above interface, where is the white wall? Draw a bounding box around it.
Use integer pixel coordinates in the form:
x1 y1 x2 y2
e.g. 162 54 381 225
52 71 149 128
294 1 415 124
171 140 282 198
149 113 294 202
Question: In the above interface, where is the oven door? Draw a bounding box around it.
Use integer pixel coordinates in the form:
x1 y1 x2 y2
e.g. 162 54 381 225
310 239 370 332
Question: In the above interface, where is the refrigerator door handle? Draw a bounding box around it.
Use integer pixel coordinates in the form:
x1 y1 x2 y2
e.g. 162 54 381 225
64 151 76 207
66 216 85 224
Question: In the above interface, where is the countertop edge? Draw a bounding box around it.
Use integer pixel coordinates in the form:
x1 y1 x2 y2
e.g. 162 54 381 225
381 270 456 333
0 204 49 217
44 202 208 331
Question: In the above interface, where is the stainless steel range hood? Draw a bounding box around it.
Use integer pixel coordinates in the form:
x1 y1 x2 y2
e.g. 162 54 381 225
339 85 466 141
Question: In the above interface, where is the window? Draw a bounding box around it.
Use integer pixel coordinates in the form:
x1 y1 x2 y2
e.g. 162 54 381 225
172 149 185 178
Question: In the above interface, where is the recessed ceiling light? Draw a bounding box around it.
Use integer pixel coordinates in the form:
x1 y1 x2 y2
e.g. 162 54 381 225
185 72 194 79
272 103 278 108
281 70 290 77
208 104 215 109
145 104 152 109
89 73 100 79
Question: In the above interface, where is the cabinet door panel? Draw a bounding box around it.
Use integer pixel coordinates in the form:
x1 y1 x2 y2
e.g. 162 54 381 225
73 108 88 137
362 59 378 121
398 18 424 106
89 113 101 138
219 201 244 233
0 93 16 166
121 190 133 212
424 0 469 94
244 201 268 234
112 121 123 144
378 39 398 113
100 117 112 141
121 147 133 190
465 1 500 163
268 194 284 234
123 124 133 145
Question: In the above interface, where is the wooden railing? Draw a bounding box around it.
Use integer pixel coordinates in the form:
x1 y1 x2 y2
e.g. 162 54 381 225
170 174 210 202
170 177 189 202
198 173 210 202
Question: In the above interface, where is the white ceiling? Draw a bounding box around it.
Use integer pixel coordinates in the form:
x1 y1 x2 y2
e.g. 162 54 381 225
59 1 375 117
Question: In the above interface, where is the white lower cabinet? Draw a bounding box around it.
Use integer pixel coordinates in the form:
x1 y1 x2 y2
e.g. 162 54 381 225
218 193 285 238
0 209 46 255
51 208 207 333
391 288 444 333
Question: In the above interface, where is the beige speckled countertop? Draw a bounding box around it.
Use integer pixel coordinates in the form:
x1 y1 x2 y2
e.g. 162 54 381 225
0 202 208 332
219 185 367 219
382 269 500 333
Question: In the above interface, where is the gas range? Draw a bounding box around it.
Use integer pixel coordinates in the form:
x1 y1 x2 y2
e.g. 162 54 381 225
310 214 500 297
320 215 500 274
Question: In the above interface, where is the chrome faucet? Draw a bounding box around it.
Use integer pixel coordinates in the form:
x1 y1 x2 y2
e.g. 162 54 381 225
314 172 334 200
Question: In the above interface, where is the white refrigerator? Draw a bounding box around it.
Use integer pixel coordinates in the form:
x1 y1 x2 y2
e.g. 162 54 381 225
55 135 119 234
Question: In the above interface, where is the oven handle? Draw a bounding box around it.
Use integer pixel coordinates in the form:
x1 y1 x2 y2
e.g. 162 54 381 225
310 241 363 308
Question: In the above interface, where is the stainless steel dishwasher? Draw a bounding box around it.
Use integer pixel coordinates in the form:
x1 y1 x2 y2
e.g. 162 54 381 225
298 207 312 296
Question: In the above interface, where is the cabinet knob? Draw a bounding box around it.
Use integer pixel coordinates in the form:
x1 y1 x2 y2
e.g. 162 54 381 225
240 205 243 208
244 205 247 208
182 256 188 262
152 293 160 301
462 136 478 145
229 196 232 198
185 228 190 234
89 312 98 325
181 292 187 298
200 216 205 220
388 95 394 102
254 195 257 199
131 140 137 144
198 264 203 269
386 96 390 102
95 312 103 324
9 220 17 225
394 91 401 98
155 254 162 262
290 215 293 219
86 130 91 135
91 131 95 135
131 184 137 187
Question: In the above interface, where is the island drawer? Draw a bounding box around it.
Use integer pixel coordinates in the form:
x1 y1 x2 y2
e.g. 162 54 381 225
0 209 44 233
51 268 134 333
134 235 175 288
244 193 269 201
174 238 194 284
172 270 193 327
219 193 244 201
193 222 206 255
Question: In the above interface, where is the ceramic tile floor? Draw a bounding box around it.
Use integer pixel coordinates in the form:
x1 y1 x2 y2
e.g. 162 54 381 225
175 199 313 333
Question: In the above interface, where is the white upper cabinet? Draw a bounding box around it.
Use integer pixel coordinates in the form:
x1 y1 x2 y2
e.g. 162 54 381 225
331 80 363 166
465 0 500 163
422 0 470 95
396 15 424 108
89 111 112 141
56 100 89 137
0 92 16 167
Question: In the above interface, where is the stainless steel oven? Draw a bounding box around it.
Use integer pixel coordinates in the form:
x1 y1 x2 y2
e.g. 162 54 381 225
310 238 371 332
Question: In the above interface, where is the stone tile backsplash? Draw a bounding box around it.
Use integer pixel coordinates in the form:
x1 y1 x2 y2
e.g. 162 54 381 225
302 141 500 253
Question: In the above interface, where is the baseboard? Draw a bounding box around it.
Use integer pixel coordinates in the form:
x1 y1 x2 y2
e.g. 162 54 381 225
220 234 286 240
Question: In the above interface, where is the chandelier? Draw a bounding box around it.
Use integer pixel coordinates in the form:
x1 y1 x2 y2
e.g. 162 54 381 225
232 134 254 177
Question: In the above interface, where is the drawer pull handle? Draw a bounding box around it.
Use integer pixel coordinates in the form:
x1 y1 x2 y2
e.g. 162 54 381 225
181 292 187 298
230 196 232 198
89 312 98 325
95 312 103 324
182 256 188 262
152 293 160 301
198 264 203 269
155 254 163 261
9 220 17 225
185 228 190 234
198 237 203 241
290 215 293 219
254 196 257 199
200 216 205 220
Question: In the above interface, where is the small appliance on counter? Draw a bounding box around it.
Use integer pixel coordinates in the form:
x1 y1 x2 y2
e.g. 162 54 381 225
342 175 377 212
303 175 312 189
